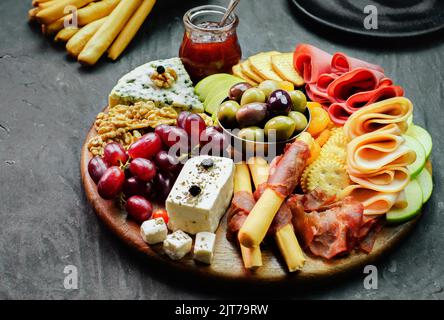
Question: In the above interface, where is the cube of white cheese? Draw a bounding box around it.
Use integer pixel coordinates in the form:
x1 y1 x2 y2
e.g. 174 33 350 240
166 156 234 234
163 230 192 260
140 218 168 245
193 232 216 265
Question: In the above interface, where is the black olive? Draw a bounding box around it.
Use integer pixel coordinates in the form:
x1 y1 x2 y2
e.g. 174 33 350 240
200 158 214 169
189 185 201 197
157 65 165 74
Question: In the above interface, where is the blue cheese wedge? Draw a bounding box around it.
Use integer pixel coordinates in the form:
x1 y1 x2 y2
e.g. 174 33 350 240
166 156 234 235
109 57 203 113
163 230 192 260
193 232 216 264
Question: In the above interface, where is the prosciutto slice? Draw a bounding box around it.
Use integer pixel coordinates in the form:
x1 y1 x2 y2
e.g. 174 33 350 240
267 140 310 198
226 191 256 242
288 189 380 259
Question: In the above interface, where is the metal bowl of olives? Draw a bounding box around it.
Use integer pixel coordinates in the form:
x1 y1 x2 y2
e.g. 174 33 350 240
218 81 311 160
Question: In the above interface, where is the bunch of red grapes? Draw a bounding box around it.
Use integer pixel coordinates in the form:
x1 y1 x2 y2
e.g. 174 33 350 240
87 111 227 223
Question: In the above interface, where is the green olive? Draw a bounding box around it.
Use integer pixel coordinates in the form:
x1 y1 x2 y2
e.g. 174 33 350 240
236 102 267 128
264 116 296 141
217 100 240 127
238 126 265 142
289 90 307 113
258 80 281 98
240 88 266 105
288 111 308 132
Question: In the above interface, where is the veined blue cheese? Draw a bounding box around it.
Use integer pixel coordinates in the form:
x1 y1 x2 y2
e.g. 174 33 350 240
166 156 234 235
109 57 204 113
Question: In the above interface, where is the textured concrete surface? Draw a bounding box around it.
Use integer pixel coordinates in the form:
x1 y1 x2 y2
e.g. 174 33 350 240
0 0 443 299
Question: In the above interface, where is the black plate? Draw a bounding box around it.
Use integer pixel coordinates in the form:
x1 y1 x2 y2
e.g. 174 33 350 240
291 0 444 38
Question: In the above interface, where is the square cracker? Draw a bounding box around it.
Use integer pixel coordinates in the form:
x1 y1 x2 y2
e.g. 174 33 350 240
248 51 283 82
232 63 258 86
271 53 304 87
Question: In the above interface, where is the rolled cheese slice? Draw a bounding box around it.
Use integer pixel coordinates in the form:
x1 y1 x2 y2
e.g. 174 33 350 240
341 185 399 215
349 167 410 193
343 97 413 140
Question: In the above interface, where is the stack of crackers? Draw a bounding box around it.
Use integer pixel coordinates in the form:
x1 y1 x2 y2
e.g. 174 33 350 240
232 51 304 87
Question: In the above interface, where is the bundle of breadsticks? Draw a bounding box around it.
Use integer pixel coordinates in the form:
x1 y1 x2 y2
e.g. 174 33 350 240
29 0 156 66
227 133 315 272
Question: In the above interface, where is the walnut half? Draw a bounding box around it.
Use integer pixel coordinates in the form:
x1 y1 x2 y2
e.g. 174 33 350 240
150 66 178 89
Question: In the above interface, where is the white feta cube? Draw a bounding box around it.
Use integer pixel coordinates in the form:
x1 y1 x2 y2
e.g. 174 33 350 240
163 230 192 260
140 218 168 245
166 156 234 234
193 232 216 265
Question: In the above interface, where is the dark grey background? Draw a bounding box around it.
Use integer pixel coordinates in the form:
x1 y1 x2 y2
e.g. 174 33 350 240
0 0 443 299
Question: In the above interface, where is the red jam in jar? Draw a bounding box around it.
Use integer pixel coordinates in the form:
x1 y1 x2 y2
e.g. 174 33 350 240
179 5 242 82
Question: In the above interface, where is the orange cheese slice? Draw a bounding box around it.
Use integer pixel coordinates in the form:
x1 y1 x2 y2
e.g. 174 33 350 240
341 185 399 215
343 97 413 140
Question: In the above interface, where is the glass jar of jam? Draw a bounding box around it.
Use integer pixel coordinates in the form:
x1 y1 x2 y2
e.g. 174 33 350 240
179 5 242 82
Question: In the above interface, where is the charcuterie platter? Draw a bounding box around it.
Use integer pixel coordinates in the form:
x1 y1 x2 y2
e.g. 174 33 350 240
80 6 434 284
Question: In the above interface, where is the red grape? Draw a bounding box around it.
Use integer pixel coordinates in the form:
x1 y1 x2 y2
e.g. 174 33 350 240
102 142 128 167
127 133 162 160
200 126 221 146
125 195 153 223
154 171 174 200
88 156 108 184
129 158 156 181
145 181 154 198
123 177 146 197
164 126 189 150
155 151 182 173
97 166 125 200
177 111 191 129
205 132 227 156
154 124 172 144
183 114 206 141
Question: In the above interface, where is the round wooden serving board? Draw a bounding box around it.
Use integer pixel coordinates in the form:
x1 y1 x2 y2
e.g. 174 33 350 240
81 112 427 285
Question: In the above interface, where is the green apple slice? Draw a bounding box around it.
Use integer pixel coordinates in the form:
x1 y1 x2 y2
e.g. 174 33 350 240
195 74 233 101
204 78 243 107
205 90 232 115
406 125 432 159
403 135 426 179
416 169 433 203
387 179 423 224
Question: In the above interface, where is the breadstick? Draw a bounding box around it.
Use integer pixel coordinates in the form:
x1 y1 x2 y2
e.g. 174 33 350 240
66 18 106 58
38 0 57 9
54 27 79 43
248 157 305 272
108 0 156 60
234 163 262 269
28 8 40 22
36 0 95 25
44 0 120 36
78 0 142 66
